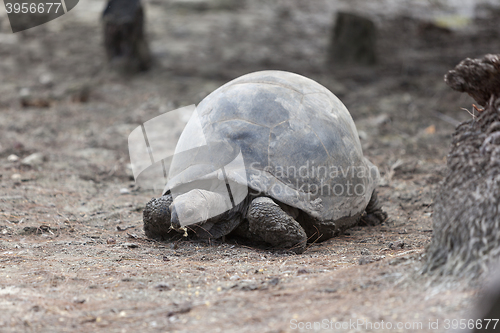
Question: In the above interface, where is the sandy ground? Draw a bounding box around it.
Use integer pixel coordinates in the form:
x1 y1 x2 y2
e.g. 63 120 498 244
1 0 500 332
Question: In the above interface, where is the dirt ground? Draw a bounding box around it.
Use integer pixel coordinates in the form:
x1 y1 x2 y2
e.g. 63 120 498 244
1 1 500 332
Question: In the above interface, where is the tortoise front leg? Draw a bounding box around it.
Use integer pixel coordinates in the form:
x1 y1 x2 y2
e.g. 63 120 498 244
143 194 179 240
246 197 307 254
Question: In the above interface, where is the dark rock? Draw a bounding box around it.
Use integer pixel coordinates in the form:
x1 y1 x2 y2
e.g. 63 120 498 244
102 0 151 73
327 12 377 67
154 282 171 291
167 302 192 316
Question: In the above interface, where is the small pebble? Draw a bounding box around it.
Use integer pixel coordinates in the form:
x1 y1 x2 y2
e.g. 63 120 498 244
122 243 138 248
106 238 116 244
19 87 30 98
7 154 19 162
229 274 240 281
268 277 280 286
154 282 171 291
11 173 22 184
21 152 45 166
120 188 130 195
39 73 53 86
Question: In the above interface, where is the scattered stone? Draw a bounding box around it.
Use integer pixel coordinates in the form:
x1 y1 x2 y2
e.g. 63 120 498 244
373 113 391 127
7 154 19 162
122 243 139 248
154 282 171 291
167 302 192 317
11 174 21 184
19 87 30 99
267 277 280 286
21 153 45 167
297 268 309 275
116 225 135 231
120 188 131 195
39 73 53 86
106 238 116 244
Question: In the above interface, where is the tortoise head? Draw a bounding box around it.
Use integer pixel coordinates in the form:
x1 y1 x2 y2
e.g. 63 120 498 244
170 189 232 229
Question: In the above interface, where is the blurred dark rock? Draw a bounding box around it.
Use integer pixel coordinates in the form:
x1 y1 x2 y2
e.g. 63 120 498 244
327 12 377 67
102 0 151 73
417 21 452 45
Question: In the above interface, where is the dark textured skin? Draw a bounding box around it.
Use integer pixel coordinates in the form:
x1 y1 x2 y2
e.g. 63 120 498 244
143 190 386 253
423 54 500 278
444 54 500 107
246 197 307 253
102 0 151 72
144 193 250 241
143 194 177 240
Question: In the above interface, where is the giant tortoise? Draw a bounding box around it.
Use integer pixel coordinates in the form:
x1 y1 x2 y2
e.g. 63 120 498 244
143 70 387 253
